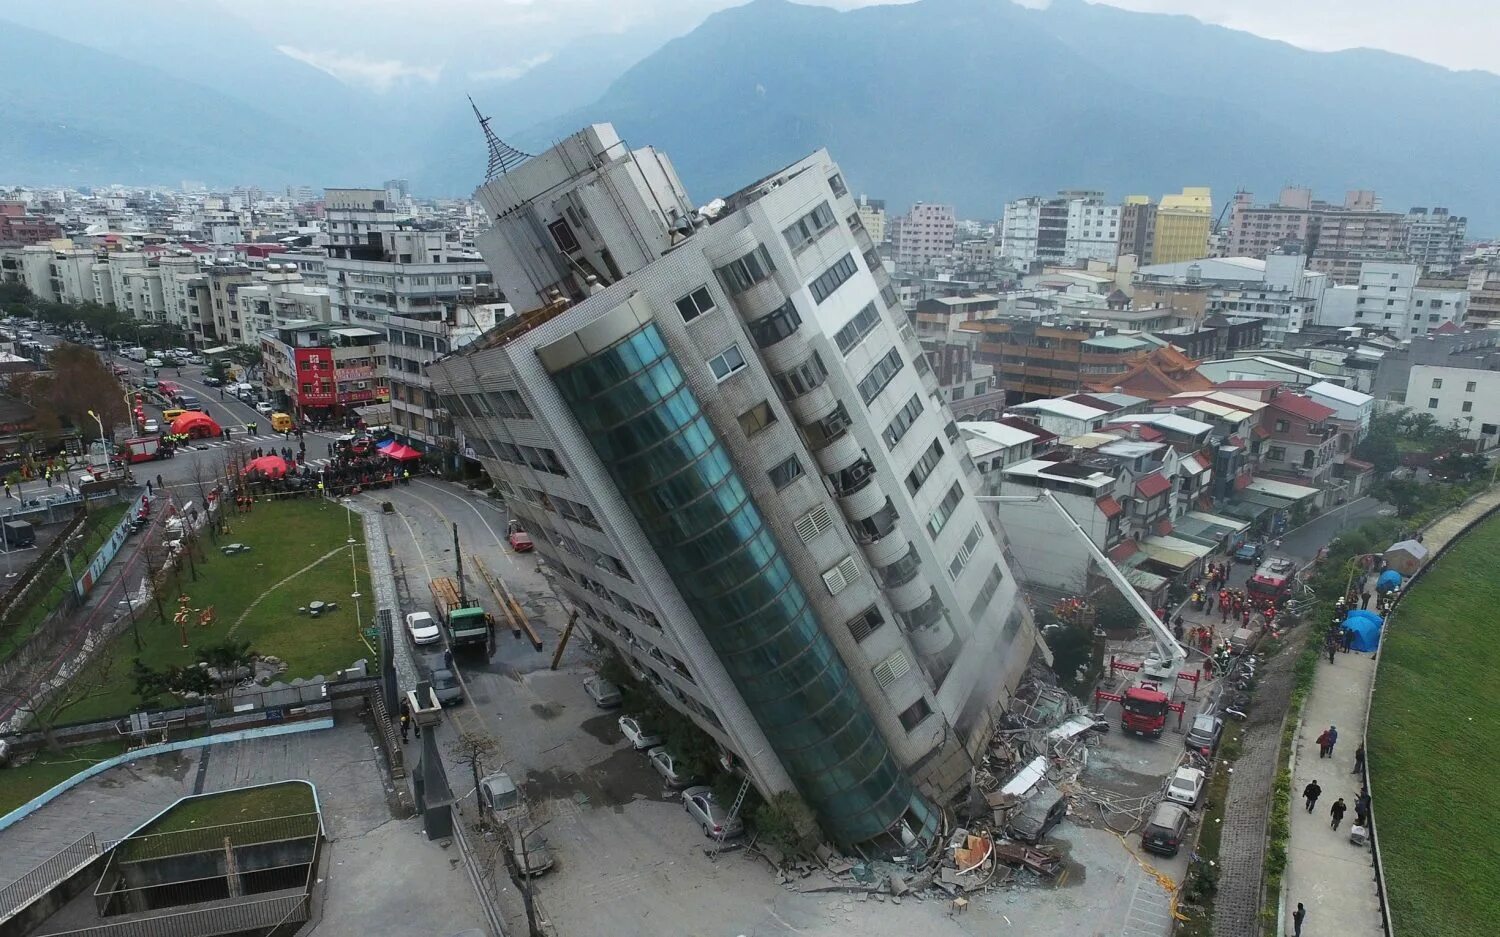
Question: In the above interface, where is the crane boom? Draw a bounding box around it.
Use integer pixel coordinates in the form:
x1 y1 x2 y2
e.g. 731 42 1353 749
977 492 1186 682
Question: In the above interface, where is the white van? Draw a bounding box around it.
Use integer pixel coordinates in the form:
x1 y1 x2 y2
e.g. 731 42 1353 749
125 346 148 362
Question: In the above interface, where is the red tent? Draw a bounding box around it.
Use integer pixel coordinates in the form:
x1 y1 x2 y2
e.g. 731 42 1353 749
381 442 423 462
243 455 290 478
170 412 222 438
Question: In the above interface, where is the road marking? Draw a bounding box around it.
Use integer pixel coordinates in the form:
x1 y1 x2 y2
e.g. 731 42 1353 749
413 479 515 573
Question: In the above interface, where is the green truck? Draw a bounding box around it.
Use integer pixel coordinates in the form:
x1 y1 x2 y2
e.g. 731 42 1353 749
430 576 489 648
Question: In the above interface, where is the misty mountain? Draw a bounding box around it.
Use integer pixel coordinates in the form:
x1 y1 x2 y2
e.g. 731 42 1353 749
0 21 381 190
522 0 1500 230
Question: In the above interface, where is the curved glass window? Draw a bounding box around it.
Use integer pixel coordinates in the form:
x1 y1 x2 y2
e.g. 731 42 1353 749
550 321 930 848
748 300 802 349
899 588 946 631
850 499 899 545
876 544 922 589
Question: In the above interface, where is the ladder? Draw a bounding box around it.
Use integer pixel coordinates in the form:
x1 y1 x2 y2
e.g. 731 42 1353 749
710 776 752 860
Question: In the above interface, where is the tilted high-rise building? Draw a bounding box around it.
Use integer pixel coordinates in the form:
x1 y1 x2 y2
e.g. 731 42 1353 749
428 123 1046 850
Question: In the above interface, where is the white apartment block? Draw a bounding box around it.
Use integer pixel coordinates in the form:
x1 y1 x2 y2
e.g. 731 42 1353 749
1317 261 1468 338
894 202 956 269
430 125 1043 849
1404 207 1466 271
1408 365 1500 447
856 195 886 245
1000 192 1119 267
235 265 333 337
386 301 506 447
326 231 491 326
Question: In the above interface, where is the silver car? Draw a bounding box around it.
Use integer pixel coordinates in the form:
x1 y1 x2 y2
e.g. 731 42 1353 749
682 786 743 839
618 714 662 750
584 676 622 708
647 747 698 788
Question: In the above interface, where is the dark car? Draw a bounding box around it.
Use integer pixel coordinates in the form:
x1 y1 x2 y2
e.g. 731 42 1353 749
1141 802 1191 857
1007 785 1067 843
1185 713 1224 757
1235 541 1265 563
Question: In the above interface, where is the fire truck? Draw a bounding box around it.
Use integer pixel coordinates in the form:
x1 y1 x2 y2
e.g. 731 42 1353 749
1247 557 1297 604
1120 682 1171 737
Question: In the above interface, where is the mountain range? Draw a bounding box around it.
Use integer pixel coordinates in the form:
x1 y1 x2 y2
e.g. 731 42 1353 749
5 0 1500 231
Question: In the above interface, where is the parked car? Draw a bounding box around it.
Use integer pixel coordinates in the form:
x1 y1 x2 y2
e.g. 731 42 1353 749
405 611 442 645
201 376 223 387
144 357 164 368
647 747 699 788
142 419 160 434
255 401 274 414
1185 713 1224 757
1006 784 1067 843
1165 766 1206 807
506 824 555 876
430 668 464 706
1234 541 1265 563
186 355 204 365
617 714 662 751
1140 802 1192 857
583 676 622 708
682 786 743 839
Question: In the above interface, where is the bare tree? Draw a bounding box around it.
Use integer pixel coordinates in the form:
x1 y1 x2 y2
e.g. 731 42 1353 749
451 731 498 802
7 644 121 751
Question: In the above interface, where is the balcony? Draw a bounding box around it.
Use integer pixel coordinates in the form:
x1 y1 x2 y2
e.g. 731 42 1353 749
827 456 876 498
849 498 900 546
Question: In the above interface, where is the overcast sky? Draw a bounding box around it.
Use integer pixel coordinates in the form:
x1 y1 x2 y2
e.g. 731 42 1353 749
236 0 1500 91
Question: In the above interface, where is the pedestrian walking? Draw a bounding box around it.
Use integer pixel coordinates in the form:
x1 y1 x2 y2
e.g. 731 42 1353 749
444 648 454 669
1303 780 1322 813
1316 728 1332 758
1326 725 1338 757
1293 902 1307 937
1353 744 1365 775
1361 590 1372 609
1341 627 1355 652
1326 637 1337 664
1356 791 1371 827
1330 797 1347 830
399 712 410 743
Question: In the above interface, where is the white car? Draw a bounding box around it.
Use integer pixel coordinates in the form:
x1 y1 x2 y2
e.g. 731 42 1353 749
144 357 164 368
405 611 442 645
142 419 160 434
186 355 204 365
1165 766 1207 807
255 401 274 414
617 714 662 751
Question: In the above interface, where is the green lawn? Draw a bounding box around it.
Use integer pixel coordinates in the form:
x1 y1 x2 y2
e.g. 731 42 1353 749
0 502 132 665
60 499 373 724
1368 514 1500 937
0 740 128 817
137 781 315 836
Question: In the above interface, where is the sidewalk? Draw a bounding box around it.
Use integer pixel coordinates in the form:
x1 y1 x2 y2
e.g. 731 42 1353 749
1282 486 1500 935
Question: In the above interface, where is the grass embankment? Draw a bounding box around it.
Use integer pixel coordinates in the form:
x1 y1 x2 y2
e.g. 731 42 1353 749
1368 514 1500 937
62 500 372 724
0 740 128 817
0 502 132 664
137 781 315 836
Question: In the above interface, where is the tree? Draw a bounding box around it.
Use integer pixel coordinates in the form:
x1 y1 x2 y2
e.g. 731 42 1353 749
195 640 255 694
131 658 215 708
451 731 499 804
7 646 122 750
1403 411 1439 439
751 791 816 856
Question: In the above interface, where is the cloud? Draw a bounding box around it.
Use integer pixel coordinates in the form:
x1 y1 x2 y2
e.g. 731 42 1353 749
276 45 442 91
468 52 555 83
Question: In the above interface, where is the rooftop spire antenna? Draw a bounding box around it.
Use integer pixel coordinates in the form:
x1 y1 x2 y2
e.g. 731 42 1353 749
469 95 532 182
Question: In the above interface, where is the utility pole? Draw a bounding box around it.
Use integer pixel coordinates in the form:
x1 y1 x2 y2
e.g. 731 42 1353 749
453 522 467 606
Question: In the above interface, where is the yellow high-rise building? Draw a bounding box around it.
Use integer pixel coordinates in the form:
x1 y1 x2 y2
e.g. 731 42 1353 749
1153 186 1213 264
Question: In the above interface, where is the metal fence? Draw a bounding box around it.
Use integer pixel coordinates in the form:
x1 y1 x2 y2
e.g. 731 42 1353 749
105 812 320 864
44 892 308 937
0 832 99 922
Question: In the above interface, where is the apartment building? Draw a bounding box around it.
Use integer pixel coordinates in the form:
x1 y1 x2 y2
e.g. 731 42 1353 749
1225 188 1415 283
1117 196 1157 263
429 125 1044 849
235 264 332 337
260 322 387 422
893 202 956 269
385 299 507 448
1152 187 1213 265
326 230 491 327
1135 253 1328 347
1313 261 1467 338
999 191 1119 267
960 318 1159 402
1404 207 1466 270
855 195 887 245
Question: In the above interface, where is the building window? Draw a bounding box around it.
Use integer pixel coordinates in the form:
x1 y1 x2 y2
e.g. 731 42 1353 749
846 606 885 642
905 438 944 495
547 218 580 253
834 302 882 355
947 522 983 580
675 286 716 323
858 347 905 405
748 299 801 348
717 244 776 294
883 394 924 448
768 455 804 490
1462 401 1474 413
1274 419 1289 432
737 400 777 437
1467 381 1477 393
1432 378 1443 389
707 344 747 381
926 482 963 540
782 202 837 253
1267 446 1287 461
772 352 828 401
968 565 1004 620
1428 398 1439 409
898 698 932 732
809 254 859 304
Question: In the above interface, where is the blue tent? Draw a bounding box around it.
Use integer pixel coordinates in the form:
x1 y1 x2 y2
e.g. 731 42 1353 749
1376 569 1403 593
1343 609 1384 652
